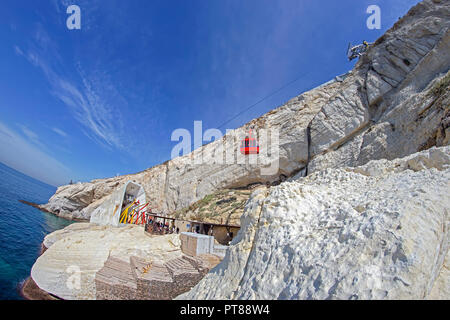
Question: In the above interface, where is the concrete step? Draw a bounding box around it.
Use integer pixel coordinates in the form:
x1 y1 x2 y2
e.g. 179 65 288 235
96 272 137 289
96 257 135 286
103 257 134 274
97 265 135 283
95 256 138 295
165 257 199 277
129 255 174 283
145 265 173 282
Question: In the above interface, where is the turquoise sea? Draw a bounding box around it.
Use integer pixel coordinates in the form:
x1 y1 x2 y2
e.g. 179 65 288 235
0 162 72 300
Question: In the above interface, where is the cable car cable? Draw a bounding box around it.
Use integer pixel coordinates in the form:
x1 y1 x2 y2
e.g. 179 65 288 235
216 73 308 130
215 46 359 131
215 65 326 130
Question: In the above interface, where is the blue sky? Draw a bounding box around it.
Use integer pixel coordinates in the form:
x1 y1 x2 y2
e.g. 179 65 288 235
0 0 420 186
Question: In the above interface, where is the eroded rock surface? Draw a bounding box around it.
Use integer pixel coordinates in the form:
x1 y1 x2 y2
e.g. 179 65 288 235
94 254 221 300
31 224 182 300
179 146 449 300
38 0 449 221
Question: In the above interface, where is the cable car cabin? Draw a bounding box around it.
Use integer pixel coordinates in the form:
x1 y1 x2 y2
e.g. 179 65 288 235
240 135 259 155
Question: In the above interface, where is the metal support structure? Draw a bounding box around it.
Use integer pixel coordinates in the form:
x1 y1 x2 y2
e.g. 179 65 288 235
347 41 372 61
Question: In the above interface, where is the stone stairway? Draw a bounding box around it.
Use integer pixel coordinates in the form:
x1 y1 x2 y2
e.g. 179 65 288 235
165 257 202 289
95 256 138 300
95 253 221 300
130 256 175 300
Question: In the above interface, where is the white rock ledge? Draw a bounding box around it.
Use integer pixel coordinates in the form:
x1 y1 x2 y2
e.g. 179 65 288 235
31 224 182 300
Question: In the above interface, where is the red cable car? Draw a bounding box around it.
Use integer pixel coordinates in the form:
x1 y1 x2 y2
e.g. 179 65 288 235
240 129 259 155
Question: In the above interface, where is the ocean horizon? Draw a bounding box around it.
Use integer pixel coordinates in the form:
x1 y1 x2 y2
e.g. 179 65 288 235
0 162 72 300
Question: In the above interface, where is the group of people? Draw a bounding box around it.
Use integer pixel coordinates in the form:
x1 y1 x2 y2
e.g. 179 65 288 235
146 218 180 235
145 217 235 246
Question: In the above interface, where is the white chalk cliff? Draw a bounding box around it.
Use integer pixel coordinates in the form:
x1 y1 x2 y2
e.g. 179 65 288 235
31 223 182 300
27 0 450 300
39 0 449 221
178 146 450 299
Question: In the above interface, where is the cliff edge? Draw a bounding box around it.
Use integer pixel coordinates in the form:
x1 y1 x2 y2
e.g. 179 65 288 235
39 0 449 226
178 146 450 299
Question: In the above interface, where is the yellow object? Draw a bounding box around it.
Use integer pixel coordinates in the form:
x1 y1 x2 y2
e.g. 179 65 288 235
142 262 152 274
128 207 138 224
112 204 119 218
119 201 137 223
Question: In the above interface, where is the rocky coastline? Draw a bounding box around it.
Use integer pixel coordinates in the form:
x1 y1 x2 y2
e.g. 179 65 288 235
19 200 89 222
21 0 449 300
19 244 58 300
35 0 449 224
20 276 58 300
26 223 224 300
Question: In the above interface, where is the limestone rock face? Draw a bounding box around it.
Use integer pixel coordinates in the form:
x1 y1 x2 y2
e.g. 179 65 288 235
179 146 450 300
94 253 221 300
40 0 449 221
176 187 268 300
171 188 256 226
42 178 124 220
31 224 182 300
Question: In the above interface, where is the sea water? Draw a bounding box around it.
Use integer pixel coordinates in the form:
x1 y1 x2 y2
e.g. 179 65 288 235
0 162 73 300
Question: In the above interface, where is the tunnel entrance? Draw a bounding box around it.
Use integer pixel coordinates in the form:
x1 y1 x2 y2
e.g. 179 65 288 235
90 181 146 227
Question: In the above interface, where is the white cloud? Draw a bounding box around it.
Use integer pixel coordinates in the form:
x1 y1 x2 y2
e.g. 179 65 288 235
19 125 39 141
14 45 23 56
18 24 126 151
0 121 71 186
52 127 68 137
17 124 47 150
